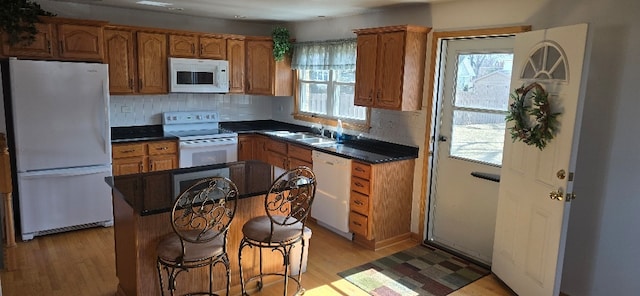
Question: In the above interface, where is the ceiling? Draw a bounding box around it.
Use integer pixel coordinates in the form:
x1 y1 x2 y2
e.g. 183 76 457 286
52 0 446 22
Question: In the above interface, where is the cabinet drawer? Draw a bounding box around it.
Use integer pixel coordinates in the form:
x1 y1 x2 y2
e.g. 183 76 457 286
349 211 368 237
289 158 312 170
288 144 312 163
112 143 145 158
267 139 287 154
352 161 371 180
350 191 369 215
351 176 370 195
147 141 177 155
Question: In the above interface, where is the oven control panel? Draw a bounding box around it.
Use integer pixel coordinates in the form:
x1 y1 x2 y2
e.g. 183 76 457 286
163 111 220 125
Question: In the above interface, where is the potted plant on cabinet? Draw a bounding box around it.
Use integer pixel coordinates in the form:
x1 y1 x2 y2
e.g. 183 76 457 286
272 26 292 61
0 0 55 46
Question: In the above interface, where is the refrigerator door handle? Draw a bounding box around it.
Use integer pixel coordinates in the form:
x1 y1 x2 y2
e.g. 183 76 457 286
20 166 112 179
102 80 110 154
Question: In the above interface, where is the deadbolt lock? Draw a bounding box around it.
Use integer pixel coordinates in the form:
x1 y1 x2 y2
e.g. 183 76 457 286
557 169 566 180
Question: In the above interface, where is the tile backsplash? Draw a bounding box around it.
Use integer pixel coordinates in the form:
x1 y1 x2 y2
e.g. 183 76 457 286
110 93 275 126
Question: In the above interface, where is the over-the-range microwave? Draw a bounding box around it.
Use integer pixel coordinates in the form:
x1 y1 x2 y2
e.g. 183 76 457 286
169 57 229 93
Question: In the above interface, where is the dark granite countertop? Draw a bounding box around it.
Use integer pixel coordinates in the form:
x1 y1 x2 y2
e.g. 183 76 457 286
109 120 419 164
111 125 178 143
106 160 275 216
221 120 419 164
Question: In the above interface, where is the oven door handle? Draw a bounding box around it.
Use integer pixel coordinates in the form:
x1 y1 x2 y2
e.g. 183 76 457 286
179 139 238 149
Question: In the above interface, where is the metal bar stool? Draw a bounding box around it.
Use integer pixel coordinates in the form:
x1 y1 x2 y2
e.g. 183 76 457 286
156 177 239 296
238 166 316 296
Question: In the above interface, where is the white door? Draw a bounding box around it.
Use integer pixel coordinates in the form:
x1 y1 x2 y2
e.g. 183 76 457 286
492 24 590 296
428 37 514 265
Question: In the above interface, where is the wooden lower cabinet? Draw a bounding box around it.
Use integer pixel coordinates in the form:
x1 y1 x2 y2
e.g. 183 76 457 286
349 159 415 250
238 135 312 170
112 140 178 176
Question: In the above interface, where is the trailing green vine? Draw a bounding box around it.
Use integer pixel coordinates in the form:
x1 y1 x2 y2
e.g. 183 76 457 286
0 0 55 46
272 26 292 61
505 82 561 150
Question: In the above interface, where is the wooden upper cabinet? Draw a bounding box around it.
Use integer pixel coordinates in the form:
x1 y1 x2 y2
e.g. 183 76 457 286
199 36 226 59
1 17 106 62
227 38 245 93
354 25 430 111
169 34 198 58
354 34 378 107
104 28 136 94
2 23 55 58
245 37 292 96
169 34 226 59
137 31 167 94
57 24 104 61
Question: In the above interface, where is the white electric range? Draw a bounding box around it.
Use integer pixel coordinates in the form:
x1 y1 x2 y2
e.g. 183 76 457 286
162 111 238 168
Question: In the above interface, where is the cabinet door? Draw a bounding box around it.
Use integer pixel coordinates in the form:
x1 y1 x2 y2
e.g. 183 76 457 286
113 156 147 176
354 34 377 107
105 29 136 94
148 154 177 172
227 39 245 93
199 36 226 59
253 136 269 163
238 135 255 161
267 151 288 170
375 31 406 109
169 34 197 58
245 39 274 95
137 32 167 94
2 23 55 58
143 174 172 210
57 24 104 61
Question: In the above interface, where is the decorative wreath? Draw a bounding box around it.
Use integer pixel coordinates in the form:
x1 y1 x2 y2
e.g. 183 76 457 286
505 82 561 150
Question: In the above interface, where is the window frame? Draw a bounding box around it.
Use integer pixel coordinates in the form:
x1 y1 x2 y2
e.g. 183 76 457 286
293 70 371 132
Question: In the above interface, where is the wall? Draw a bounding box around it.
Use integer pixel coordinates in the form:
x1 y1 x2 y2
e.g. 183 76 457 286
110 94 273 126
36 0 276 36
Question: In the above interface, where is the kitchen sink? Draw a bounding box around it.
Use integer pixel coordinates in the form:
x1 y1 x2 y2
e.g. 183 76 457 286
264 131 337 146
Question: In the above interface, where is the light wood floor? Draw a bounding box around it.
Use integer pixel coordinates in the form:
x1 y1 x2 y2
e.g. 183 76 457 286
1 221 515 296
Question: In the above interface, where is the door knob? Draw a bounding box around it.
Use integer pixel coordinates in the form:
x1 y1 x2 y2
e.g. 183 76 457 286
549 188 564 201
438 135 448 142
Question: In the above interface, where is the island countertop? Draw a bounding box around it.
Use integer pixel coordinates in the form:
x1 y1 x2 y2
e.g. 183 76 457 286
106 160 275 216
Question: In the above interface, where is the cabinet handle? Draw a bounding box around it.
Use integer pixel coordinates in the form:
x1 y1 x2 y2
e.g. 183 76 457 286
139 163 143 172
149 160 153 171
59 41 63 53
192 44 195 54
155 147 168 150
354 200 364 206
129 78 133 90
355 167 365 172
200 44 203 55
376 89 381 100
139 78 143 89
121 149 135 153
47 40 51 53
353 221 362 226
355 182 364 188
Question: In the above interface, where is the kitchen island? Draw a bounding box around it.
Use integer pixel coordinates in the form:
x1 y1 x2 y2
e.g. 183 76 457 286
107 160 287 296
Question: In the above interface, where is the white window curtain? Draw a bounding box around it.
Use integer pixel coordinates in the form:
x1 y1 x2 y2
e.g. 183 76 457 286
291 39 357 71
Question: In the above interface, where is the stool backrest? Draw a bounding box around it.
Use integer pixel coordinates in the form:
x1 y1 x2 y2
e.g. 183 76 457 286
265 166 316 226
171 177 239 244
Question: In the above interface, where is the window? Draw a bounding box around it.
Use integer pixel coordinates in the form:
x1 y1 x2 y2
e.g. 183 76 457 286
292 39 368 129
450 52 514 166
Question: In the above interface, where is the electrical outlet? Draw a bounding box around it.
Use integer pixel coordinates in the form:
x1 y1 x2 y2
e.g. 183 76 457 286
121 105 132 113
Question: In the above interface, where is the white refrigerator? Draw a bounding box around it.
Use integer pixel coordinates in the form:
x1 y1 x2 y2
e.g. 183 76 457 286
3 59 113 240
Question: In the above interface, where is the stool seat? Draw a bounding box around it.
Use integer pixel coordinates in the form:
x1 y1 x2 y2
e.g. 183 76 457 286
242 216 304 244
157 230 225 263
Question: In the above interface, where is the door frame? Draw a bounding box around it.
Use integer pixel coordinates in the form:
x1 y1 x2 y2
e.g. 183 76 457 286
418 26 532 243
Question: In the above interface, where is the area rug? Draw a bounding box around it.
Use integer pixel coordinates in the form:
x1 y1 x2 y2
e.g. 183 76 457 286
337 245 489 296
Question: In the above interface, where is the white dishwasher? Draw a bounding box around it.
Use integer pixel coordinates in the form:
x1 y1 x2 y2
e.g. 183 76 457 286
311 150 353 240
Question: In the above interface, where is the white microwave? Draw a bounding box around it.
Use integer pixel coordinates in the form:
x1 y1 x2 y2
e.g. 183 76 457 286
169 57 229 93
